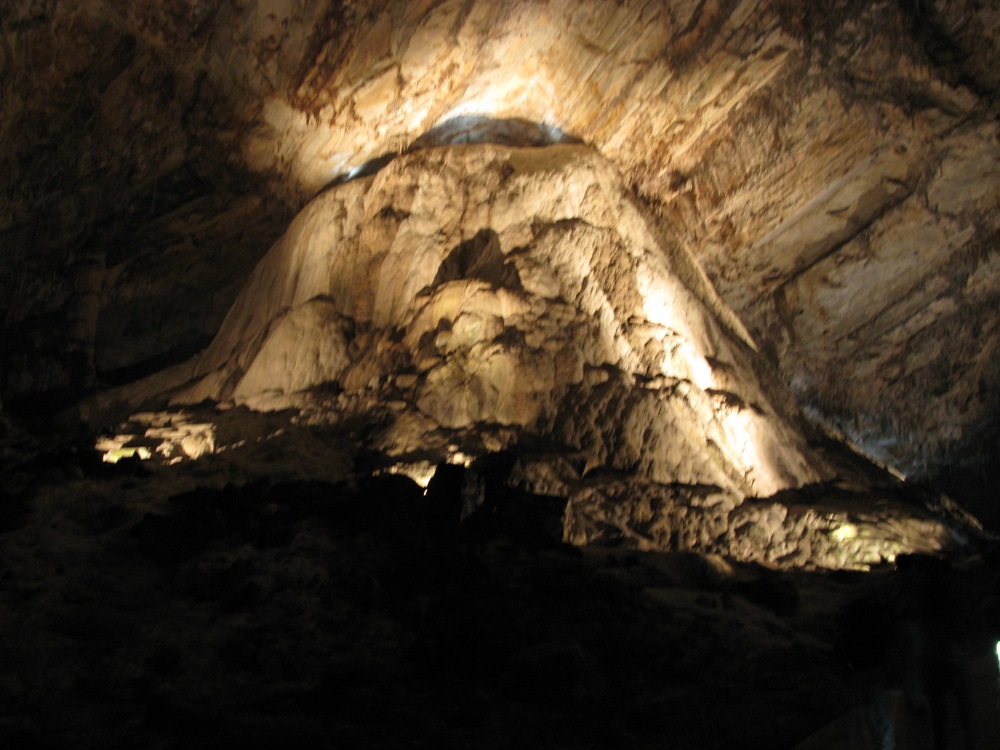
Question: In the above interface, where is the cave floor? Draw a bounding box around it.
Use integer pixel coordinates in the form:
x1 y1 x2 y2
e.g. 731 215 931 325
1 425 997 750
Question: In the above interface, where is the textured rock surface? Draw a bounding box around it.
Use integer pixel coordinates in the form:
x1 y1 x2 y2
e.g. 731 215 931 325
4 8 1000 746
1 1 998 492
92 143 974 566
562 480 960 569
118 143 824 500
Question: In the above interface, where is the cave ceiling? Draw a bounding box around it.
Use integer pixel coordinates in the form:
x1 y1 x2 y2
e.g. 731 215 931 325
1 0 999 484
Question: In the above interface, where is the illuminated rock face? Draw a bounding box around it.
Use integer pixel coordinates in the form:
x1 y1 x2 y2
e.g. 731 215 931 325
160 143 825 502
562 482 957 569
2 0 999 508
88 144 961 568
99 140 966 567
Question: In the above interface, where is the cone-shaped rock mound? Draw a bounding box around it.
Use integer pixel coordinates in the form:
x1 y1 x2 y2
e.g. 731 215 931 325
152 144 822 493
100 143 972 568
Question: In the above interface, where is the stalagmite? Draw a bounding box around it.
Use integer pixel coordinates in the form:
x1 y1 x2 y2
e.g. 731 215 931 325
95 140 968 567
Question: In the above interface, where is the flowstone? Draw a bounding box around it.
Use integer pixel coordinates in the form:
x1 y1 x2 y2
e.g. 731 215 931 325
95 142 975 567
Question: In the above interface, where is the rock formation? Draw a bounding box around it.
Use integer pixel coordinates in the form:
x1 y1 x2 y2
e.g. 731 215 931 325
2 1 998 506
3 5 1000 746
137 141 820 495
92 140 970 568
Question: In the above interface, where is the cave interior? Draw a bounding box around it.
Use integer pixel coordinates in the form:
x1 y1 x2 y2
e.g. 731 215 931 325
1 2 999 748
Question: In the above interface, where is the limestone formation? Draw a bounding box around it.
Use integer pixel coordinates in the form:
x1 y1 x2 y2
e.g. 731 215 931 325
89 141 970 567
2 1 998 494
125 144 811 494
4 6 1000 746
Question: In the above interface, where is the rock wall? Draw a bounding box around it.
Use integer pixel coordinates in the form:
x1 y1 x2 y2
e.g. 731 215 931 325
2 0 998 485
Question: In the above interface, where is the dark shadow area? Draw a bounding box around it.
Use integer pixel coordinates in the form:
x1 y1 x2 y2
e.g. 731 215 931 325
930 419 1000 533
0 440 862 750
432 229 524 291
3 412 999 749
98 339 211 389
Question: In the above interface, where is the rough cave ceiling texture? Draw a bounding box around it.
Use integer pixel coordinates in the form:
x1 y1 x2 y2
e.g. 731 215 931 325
1 0 999 489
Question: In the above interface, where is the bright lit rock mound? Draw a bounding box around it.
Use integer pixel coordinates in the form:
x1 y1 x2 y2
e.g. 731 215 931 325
103 141 973 568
